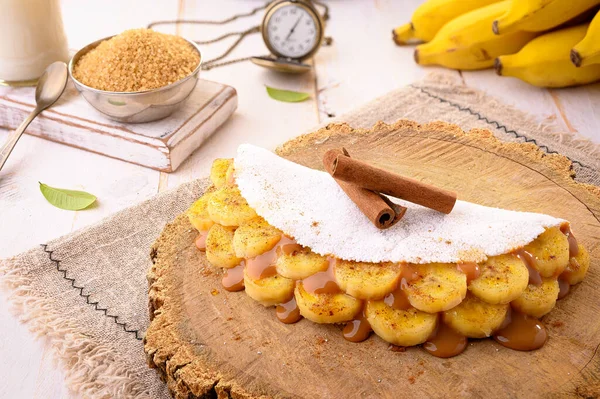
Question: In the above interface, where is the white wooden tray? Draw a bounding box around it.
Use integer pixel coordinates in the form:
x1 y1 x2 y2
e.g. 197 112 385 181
0 79 237 172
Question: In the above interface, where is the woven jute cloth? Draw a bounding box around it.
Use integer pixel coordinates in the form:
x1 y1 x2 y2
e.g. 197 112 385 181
1 74 599 399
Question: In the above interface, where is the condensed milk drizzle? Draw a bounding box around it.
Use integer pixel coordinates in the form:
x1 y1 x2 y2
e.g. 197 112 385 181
493 308 547 351
343 307 372 342
514 249 543 286
222 263 245 292
302 257 341 295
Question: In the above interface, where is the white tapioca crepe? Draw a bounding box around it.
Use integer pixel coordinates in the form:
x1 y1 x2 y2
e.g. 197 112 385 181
234 144 564 264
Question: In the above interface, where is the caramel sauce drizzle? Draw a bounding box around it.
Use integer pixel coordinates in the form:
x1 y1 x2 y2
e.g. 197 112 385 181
222 263 245 292
557 278 570 299
195 231 209 251
200 220 578 356
560 224 579 258
226 169 236 185
560 257 580 285
302 257 341 295
423 318 468 358
383 263 419 310
246 235 296 280
343 307 372 342
281 242 304 255
457 262 480 283
276 296 302 324
514 249 543 286
493 308 547 351
557 224 578 298
384 287 412 310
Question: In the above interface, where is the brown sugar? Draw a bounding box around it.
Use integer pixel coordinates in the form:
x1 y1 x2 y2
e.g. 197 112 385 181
73 29 200 92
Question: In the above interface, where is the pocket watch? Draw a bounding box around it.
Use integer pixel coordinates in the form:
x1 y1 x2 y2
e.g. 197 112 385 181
252 0 326 73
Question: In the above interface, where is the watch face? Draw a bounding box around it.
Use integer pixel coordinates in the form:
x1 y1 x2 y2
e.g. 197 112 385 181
266 4 319 59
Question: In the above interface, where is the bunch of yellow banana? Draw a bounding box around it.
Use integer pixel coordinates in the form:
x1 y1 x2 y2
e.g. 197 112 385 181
496 24 600 87
572 11 600 67
492 0 600 34
414 1 537 70
393 0 600 87
393 0 502 44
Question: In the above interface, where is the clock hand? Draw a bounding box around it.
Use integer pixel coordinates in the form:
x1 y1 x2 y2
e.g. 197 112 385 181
283 15 303 43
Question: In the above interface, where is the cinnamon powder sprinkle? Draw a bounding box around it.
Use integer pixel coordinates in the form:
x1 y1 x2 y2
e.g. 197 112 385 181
73 29 200 92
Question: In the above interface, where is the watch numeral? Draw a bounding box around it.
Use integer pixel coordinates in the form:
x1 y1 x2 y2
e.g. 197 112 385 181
291 8 297 14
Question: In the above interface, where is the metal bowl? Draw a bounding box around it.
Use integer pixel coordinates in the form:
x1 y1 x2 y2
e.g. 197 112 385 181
68 35 202 123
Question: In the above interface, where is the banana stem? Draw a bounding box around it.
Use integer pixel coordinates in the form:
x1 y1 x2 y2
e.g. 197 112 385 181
571 49 583 67
413 45 440 66
393 23 415 45
494 58 503 75
492 14 519 36
572 49 600 68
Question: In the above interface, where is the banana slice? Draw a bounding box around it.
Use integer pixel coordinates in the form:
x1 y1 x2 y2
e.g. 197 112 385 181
275 247 329 280
187 193 215 232
294 282 362 324
205 224 243 269
443 294 509 338
469 254 529 305
404 263 467 313
210 158 233 188
511 278 559 318
244 268 295 307
562 244 590 285
523 227 569 278
365 300 438 346
334 261 402 300
233 217 282 258
225 163 235 184
207 185 257 227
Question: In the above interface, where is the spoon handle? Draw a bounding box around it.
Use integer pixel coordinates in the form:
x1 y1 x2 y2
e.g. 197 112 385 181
0 109 40 172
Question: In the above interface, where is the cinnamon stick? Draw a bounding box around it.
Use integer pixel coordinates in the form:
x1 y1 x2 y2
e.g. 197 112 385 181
324 148 457 214
323 149 406 229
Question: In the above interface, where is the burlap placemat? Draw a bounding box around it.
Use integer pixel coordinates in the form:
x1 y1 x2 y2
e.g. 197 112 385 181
1 74 599 399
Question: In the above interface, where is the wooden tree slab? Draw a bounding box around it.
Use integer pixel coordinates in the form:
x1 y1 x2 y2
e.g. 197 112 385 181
145 121 600 399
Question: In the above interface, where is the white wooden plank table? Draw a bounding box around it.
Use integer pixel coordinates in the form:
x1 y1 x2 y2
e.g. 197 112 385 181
0 1 598 397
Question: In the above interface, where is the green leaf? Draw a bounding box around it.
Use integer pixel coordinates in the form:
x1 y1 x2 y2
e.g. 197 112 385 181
265 86 310 103
39 182 97 211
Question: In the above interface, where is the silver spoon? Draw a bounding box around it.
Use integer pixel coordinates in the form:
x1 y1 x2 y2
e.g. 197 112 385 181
0 61 69 172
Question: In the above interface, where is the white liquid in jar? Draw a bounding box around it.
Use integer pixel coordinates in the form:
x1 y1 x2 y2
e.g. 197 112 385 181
0 0 69 84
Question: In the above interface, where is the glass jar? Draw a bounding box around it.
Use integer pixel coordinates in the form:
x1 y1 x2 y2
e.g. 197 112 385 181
0 0 69 86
